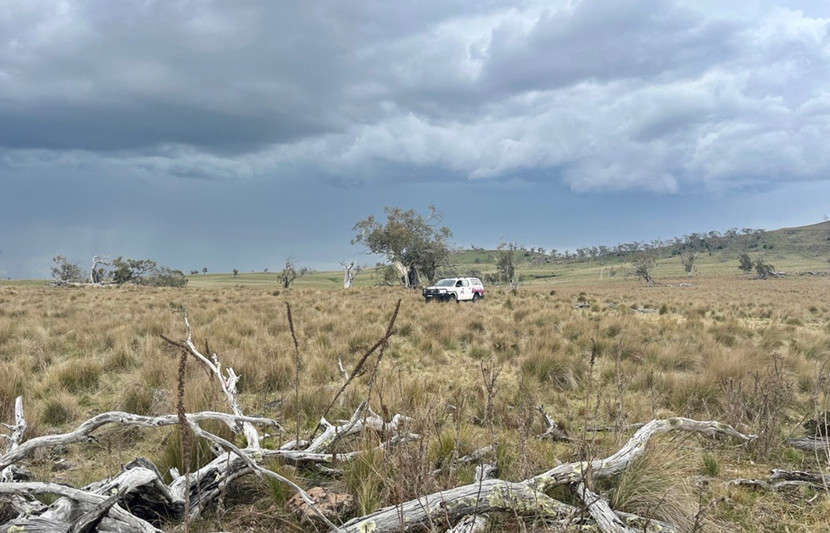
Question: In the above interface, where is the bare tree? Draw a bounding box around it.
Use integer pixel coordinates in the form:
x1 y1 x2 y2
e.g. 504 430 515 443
280 259 308 288
633 254 656 286
341 261 361 289
232 269 239 278
89 255 110 284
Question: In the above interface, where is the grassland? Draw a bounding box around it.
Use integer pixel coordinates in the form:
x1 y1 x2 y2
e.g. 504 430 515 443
1 272 830 531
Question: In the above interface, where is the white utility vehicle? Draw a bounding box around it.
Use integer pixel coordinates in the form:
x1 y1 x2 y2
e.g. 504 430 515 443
422 277 484 303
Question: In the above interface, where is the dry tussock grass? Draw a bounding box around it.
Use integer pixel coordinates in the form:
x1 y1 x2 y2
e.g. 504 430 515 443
1 276 829 531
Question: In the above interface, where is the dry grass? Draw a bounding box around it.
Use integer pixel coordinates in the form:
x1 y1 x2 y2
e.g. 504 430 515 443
1 276 830 531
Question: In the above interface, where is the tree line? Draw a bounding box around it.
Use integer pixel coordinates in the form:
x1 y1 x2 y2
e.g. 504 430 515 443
50 255 187 287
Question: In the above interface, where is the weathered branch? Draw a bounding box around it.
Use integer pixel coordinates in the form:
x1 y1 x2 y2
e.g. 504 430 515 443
343 417 751 533
185 420 344 531
0 479 163 532
575 482 635 533
726 470 830 493
786 436 830 453
321 300 401 421
536 405 570 441
526 418 754 493
0 411 280 472
162 309 261 449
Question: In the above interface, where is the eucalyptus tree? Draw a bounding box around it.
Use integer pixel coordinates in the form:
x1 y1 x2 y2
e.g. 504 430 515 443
352 206 452 288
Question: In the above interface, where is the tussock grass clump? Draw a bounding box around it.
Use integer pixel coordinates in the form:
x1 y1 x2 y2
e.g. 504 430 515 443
344 443 387 515
0 361 27 421
609 445 697 531
521 351 584 390
47 358 102 393
40 390 79 427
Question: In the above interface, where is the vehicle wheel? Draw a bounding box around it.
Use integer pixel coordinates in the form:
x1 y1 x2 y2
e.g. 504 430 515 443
424 297 430 303
472 293 480 302
451 294 458 303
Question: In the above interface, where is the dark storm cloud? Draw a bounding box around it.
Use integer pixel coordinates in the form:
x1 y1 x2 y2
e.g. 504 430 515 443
1 0 829 191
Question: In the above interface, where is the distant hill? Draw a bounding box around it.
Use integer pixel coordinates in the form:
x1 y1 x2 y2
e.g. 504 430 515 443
764 220 830 259
444 220 830 284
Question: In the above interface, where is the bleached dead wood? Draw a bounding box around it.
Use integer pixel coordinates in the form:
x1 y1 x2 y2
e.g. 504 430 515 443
304 401 410 454
341 261 360 289
1 396 27 483
0 411 280 472
536 405 570 441
726 469 830 493
0 400 406 531
162 310 260 449
575 482 635 533
526 418 754 493
786 436 830 453
0 479 163 532
771 469 830 486
446 515 487 533
342 418 753 533
90 255 110 284
0 397 44 518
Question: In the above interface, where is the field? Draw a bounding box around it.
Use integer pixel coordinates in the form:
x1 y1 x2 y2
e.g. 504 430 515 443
2 272 830 531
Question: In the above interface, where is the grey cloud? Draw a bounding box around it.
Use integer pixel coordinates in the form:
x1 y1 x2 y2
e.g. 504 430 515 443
1 0 829 194
480 0 741 94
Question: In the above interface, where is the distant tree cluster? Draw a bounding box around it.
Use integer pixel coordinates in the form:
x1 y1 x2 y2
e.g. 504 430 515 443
110 257 188 287
50 255 187 287
516 227 768 266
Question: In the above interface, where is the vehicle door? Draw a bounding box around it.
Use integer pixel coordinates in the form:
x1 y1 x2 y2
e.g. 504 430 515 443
459 279 471 300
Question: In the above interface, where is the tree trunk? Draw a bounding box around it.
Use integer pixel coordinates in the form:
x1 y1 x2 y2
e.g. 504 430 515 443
393 260 409 288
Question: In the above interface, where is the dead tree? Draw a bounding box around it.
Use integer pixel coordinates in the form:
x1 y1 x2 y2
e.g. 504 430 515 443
90 255 110 284
341 261 361 289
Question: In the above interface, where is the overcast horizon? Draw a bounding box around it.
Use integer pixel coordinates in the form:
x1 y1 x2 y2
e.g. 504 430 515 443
2 0 830 278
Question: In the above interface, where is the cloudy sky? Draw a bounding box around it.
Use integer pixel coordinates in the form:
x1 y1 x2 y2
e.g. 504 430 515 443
2 0 829 278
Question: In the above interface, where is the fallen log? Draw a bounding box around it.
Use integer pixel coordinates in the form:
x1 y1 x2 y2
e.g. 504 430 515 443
343 417 751 533
0 411 281 472
786 436 830 453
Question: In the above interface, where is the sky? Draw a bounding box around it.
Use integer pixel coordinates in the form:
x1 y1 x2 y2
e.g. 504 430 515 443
1 0 829 278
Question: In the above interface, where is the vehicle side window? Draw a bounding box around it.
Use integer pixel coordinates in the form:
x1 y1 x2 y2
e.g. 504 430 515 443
462 280 469 287
455 280 463 287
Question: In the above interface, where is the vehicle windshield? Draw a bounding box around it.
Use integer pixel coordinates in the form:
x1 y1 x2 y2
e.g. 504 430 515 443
435 279 456 287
